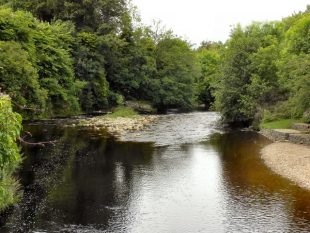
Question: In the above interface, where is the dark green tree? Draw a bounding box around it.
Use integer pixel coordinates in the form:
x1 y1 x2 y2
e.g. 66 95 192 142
195 41 223 109
0 7 82 118
215 23 282 126
152 37 200 111
74 32 109 112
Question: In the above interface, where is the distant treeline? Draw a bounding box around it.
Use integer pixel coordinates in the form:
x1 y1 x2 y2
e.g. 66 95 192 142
0 0 309 126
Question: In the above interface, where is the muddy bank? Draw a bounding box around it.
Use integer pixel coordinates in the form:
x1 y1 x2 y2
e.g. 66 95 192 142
261 142 310 190
78 115 159 136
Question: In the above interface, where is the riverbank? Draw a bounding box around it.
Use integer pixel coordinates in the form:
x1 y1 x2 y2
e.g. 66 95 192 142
261 142 310 190
260 128 310 145
78 115 159 136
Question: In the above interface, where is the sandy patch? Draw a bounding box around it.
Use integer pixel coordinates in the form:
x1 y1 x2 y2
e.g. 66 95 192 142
261 142 310 190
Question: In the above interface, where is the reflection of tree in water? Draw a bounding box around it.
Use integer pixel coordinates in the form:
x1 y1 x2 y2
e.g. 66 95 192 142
207 131 310 232
4 125 310 232
46 140 154 231
1 125 92 232
8 125 156 232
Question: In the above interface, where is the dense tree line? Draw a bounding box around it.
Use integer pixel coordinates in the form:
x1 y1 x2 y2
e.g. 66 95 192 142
215 7 310 126
0 1 198 119
0 1 309 211
0 0 308 124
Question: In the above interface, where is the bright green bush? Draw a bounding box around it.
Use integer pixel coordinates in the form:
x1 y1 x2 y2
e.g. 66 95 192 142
0 95 22 210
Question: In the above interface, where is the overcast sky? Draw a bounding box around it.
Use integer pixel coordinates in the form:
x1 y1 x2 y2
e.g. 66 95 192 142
131 0 309 46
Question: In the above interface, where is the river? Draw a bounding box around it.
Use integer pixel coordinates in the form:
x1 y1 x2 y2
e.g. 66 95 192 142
2 112 310 232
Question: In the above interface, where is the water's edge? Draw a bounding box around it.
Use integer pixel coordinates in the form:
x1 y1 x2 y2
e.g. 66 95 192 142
2 112 310 233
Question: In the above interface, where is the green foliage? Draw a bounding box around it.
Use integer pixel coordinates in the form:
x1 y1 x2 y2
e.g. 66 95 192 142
0 96 22 210
277 53 310 118
103 29 154 100
285 12 310 54
106 106 138 118
153 37 199 110
34 21 82 116
1 0 128 33
0 2 203 117
214 8 309 127
74 32 109 112
216 25 262 125
0 7 82 118
0 175 20 210
0 40 47 116
216 22 285 126
1 1 308 128
260 119 300 129
195 41 223 109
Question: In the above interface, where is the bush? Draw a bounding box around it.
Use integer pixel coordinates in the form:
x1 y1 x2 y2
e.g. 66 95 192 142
0 95 22 210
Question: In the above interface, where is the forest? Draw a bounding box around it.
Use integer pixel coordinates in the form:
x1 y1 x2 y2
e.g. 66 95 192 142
0 1 309 125
0 0 309 211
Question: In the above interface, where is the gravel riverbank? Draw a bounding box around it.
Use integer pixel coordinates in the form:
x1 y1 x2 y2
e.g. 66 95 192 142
261 142 310 190
78 115 159 137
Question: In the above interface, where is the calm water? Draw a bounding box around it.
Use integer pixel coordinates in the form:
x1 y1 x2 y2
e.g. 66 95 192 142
2 112 310 233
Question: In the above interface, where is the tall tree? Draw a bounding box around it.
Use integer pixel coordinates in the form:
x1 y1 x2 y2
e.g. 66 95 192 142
195 41 223 109
152 37 200 111
215 22 282 126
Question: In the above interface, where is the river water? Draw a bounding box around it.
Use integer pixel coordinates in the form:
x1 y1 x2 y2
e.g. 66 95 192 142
2 112 310 232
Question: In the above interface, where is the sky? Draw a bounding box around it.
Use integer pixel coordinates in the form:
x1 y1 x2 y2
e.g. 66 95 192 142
131 0 309 46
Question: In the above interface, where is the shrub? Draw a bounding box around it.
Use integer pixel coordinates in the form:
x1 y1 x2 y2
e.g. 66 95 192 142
0 95 22 210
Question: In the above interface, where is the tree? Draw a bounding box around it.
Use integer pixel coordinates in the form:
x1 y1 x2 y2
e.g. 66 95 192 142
74 32 109 112
0 41 47 117
34 21 83 116
215 22 282 126
0 7 82 118
263 9 310 121
0 0 128 33
152 37 200 111
195 41 223 109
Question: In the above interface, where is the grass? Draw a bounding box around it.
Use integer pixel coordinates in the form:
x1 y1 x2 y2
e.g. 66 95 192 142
0 175 20 211
260 119 300 129
105 106 138 119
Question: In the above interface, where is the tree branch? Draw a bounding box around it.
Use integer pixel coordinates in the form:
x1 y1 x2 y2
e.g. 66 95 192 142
18 137 57 147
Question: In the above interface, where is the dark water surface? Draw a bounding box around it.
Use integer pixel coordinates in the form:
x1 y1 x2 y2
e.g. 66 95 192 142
2 112 310 233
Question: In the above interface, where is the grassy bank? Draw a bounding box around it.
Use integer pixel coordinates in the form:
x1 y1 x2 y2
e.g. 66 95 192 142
260 119 300 129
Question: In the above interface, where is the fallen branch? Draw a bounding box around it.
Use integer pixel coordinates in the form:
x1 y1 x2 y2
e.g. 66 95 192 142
18 137 57 147
21 131 32 140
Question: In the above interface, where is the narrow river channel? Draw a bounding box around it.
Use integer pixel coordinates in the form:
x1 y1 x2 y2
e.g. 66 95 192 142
2 112 310 232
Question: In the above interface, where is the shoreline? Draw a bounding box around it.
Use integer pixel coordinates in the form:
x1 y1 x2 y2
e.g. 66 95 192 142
259 129 310 190
78 115 159 137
